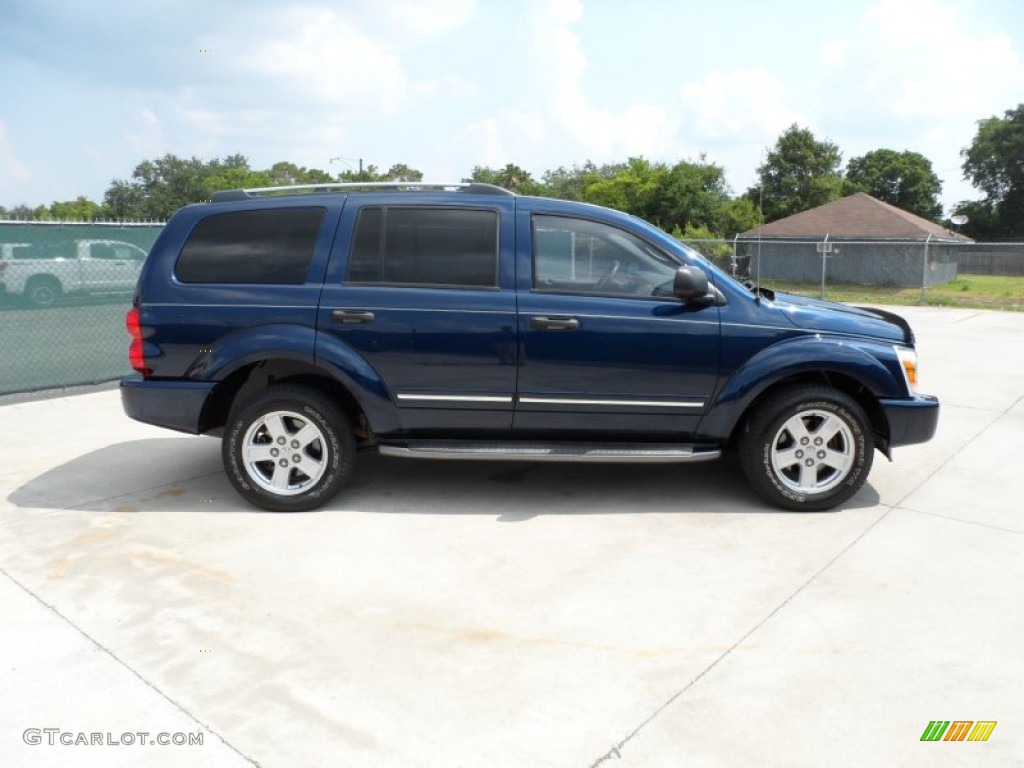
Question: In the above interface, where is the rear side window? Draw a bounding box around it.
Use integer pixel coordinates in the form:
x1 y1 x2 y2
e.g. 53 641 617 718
347 207 498 288
176 208 325 284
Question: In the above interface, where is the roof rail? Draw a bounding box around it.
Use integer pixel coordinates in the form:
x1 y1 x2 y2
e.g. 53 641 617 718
209 182 515 203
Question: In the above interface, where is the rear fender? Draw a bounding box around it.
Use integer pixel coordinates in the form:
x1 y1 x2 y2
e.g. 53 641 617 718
186 324 318 382
193 324 399 434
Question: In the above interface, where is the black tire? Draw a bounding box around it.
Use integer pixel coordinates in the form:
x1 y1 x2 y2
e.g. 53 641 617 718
223 385 355 512
24 277 62 309
739 386 874 511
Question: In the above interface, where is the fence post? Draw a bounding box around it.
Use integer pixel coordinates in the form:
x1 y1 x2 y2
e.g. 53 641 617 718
820 233 830 299
919 233 933 304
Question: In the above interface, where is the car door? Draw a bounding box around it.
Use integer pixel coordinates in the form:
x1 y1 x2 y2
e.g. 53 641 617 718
513 208 721 438
317 197 518 435
80 241 141 291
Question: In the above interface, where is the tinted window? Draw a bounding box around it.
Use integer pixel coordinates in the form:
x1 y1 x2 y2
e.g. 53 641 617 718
348 207 498 288
533 215 679 297
176 208 324 284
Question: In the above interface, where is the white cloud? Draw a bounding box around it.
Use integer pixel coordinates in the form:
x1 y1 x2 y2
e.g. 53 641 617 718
858 0 1022 121
366 0 476 42
237 7 410 114
816 0 1024 207
124 107 164 157
456 118 510 169
448 0 687 176
0 121 31 184
819 40 849 68
512 0 679 162
679 69 805 142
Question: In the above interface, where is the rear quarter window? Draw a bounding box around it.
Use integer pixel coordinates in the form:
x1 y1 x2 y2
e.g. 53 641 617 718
175 207 325 284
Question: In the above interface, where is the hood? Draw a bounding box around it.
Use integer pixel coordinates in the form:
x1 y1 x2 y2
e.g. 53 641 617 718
772 292 913 344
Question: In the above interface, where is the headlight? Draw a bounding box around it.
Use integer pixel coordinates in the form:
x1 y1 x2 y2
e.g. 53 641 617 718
895 346 918 393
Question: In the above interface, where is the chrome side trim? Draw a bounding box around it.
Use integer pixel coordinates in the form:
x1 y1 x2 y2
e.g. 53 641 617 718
396 394 513 404
518 397 704 408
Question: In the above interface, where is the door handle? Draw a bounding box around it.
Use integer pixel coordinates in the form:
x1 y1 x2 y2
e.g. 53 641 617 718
331 309 376 324
530 315 580 331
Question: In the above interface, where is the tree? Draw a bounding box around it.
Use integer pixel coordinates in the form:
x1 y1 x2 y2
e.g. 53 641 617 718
266 161 333 186
103 154 283 219
205 166 272 192
580 157 664 219
541 163 600 201
720 197 761 237
104 154 213 219
653 157 733 233
3 204 36 220
748 125 844 222
47 196 105 221
337 162 425 184
845 149 942 220
466 164 542 194
960 104 1024 237
383 163 423 182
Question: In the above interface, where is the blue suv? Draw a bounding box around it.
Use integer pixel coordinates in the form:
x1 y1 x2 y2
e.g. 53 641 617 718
121 183 938 511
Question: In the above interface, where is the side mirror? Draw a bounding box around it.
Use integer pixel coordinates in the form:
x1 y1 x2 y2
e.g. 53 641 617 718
673 266 712 304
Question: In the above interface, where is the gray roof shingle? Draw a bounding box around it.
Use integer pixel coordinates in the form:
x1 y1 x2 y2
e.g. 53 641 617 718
739 193 971 241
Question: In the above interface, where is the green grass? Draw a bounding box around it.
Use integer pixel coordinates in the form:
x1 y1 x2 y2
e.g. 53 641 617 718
763 274 1024 312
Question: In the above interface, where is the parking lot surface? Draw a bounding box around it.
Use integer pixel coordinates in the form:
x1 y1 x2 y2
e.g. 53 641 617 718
1 306 1022 767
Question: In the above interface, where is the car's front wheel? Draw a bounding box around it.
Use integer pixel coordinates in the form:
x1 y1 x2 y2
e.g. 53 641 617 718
739 386 874 511
223 385 355 511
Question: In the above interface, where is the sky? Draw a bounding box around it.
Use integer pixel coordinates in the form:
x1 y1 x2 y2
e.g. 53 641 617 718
1 0 1022 216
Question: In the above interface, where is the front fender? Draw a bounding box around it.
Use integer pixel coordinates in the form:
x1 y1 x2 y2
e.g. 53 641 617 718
697 335 906 441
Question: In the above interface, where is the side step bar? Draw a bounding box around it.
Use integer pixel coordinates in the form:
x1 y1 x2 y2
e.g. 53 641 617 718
377 441 721 464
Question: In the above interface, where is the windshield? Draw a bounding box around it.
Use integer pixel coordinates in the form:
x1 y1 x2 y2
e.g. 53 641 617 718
639 222 748 292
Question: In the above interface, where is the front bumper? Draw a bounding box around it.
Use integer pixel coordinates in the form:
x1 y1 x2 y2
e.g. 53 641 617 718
880 394 939 447
120 375 216 434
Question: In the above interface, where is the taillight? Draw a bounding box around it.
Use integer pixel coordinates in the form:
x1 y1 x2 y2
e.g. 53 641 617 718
126 307 151 378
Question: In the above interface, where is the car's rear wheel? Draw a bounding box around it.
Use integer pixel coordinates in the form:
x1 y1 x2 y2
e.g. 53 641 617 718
24 277 62 309
223 385 355 511
739 386 874 511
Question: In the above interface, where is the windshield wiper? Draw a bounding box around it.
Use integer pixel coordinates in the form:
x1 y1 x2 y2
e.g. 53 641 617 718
743 280 775 301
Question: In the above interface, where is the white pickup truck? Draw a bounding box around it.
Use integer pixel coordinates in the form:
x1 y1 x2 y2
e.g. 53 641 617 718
0 239 148 308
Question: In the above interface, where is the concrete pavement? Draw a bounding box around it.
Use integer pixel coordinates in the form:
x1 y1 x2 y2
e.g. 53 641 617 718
1 306 1021 767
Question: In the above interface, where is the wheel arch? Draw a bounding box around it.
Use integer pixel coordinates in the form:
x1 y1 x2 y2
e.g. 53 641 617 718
729 371 890 456
23 273 65 304
198 358 383 441
700 336 902 456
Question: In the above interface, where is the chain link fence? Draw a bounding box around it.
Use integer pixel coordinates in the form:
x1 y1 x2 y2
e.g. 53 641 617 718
684 237 1024 309
1 220 164 395
2 223 1022 396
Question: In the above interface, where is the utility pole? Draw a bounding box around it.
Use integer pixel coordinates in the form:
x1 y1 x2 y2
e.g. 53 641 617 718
329 156 365 181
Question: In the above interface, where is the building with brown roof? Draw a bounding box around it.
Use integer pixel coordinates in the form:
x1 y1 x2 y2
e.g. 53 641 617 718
736 193 970 287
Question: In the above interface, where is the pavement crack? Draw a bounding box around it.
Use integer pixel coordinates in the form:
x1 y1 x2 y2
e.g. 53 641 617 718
0 565 260 767
589 506 896 767
892 393 1023 511
591 395 1024 765
896 505 1024 535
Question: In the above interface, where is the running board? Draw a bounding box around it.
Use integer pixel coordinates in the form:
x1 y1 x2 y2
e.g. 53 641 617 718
377 441 721 464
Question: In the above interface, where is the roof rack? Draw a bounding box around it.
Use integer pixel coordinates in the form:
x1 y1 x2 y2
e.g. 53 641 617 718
209 182 515 203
